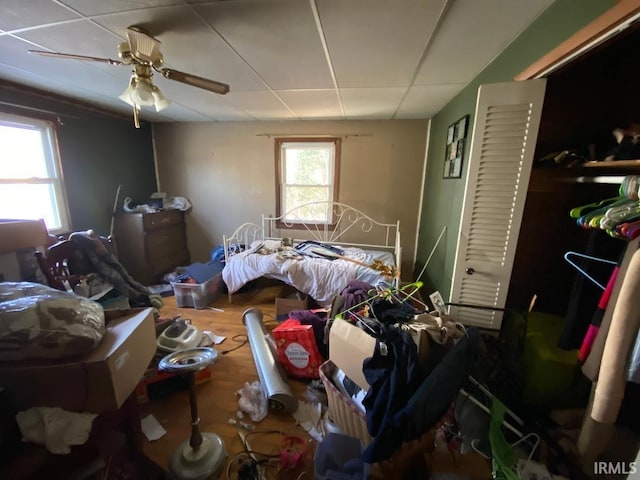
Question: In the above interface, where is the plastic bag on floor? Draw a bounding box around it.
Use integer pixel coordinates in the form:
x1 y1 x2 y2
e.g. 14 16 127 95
0 282 104 362
237 381 268 422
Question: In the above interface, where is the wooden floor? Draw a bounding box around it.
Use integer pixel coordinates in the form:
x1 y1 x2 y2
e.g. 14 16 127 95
140 282 318 480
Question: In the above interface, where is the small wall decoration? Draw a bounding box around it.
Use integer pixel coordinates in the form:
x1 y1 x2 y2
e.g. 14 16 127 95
443 114 469 179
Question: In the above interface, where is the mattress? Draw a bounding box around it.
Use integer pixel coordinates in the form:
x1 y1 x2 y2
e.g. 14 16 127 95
222 246 396 306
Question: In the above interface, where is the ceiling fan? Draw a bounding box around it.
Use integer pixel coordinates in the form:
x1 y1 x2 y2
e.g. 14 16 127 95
28 26 230 128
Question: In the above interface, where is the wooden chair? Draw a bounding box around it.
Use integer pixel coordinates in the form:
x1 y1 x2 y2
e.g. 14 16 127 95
34 240 83 292
35 232 117 292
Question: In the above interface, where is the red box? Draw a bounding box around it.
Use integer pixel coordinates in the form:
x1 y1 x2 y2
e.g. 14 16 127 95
273 319 323 379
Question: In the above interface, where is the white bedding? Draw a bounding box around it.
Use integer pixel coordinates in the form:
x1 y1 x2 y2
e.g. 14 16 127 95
222 246 395 306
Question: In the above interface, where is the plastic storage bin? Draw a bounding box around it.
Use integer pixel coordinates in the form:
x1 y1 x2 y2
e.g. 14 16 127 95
315 432 369 480
171 275 222 309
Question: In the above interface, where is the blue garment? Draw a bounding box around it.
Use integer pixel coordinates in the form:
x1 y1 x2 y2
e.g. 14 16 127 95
361 324 425 462
361 326 478 462
210 244 225 262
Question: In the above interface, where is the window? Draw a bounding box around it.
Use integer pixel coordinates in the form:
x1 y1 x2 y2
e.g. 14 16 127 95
0 112 69 233
275 137 340 225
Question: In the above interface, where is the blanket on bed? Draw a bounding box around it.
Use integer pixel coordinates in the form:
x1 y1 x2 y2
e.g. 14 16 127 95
222 247 374 305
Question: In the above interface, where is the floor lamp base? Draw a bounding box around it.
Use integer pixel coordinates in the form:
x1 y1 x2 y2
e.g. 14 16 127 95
169 432 226 480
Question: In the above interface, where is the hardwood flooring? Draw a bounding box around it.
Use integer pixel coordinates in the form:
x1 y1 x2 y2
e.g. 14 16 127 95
140 282 318 480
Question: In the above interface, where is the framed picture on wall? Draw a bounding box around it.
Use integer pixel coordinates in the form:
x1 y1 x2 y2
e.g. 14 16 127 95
443 114 470 179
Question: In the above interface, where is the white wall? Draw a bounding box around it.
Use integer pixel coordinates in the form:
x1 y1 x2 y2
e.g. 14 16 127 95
153 119 428 280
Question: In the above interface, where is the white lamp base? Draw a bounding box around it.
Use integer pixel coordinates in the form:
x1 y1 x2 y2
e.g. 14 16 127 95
169 432 226 480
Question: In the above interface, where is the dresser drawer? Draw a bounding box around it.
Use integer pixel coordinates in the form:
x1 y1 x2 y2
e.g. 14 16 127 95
145 225 186 260
153 250 190 277
114 209 189 285
143 210 183 231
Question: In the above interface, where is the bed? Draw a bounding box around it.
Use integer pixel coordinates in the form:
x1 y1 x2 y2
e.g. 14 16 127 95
221 201 401 306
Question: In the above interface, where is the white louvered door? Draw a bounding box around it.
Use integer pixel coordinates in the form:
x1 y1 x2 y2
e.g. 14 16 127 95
449 79 547 330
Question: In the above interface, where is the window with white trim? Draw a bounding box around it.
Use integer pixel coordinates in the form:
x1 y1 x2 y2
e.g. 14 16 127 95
0 112 69 233
275 137 340 225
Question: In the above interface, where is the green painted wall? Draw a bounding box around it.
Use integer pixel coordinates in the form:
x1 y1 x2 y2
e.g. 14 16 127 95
414 0 615 299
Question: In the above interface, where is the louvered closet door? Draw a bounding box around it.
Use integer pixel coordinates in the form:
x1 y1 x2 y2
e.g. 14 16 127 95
450 79 546 330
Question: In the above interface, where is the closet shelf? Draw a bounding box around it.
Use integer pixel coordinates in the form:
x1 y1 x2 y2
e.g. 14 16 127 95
582 160 640 168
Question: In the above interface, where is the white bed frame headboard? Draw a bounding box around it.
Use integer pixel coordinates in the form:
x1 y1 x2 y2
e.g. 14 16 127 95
222 201 402 302
262 201 401 273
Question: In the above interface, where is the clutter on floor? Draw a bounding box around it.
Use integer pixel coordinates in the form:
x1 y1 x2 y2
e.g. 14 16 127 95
5 255 634 479
144 280 594 479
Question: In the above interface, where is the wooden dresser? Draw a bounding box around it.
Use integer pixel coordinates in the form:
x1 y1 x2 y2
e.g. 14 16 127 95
114 210 190 285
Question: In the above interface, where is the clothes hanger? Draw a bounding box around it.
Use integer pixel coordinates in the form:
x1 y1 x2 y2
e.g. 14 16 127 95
573 175 640 228
619 219 640 239
382 280 429 311
563 251 617 290
577 196 631 229
600 185 640 231
570 196 622 219
605 213 640 238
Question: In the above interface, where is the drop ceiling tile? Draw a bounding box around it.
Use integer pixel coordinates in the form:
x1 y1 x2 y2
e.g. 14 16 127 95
395 84 464 119
225 91 296 120
94 6 266 92
0 67 81 101
0 0 559 122
276 89 343 119
156 81 254 120
184 0 272 3
0 35 121 90
0 63 126 115
142 104 211 122
340 87 405 119
64 91 137 116
16 20 123 60
0 37 140 117
0 1 80 32
414 0 554 84
317 0 445 88
59 0 183 17
195 0 333 90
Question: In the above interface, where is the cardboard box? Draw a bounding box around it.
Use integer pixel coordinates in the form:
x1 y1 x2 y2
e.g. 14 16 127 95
329 319 376 391
0 219 49 282
0 219 48 254
329 318 435 392
0 252 21 282
0 307 156 413
275 284 308 318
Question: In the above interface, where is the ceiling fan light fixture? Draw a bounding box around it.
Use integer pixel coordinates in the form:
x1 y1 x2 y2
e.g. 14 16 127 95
118 83 136 107
120 79 170 114
30 25 230 127
130 79 156 106
152 87 171 112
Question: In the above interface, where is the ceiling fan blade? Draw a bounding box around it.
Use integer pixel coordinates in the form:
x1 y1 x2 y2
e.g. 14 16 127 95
28 50 122 65
160 68 230 95
126 26 162 63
